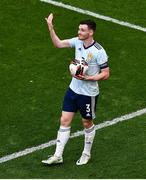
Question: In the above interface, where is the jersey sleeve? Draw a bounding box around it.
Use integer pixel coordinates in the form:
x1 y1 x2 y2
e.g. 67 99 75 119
97 49 108 69
68 37 78 48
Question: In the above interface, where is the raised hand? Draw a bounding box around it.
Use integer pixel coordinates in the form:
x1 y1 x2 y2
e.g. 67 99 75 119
45 13 54 28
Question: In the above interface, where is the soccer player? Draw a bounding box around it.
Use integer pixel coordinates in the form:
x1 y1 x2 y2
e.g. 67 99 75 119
42 13 110 165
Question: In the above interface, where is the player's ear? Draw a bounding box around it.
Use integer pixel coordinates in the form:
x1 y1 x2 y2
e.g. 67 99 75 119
89 29 94 36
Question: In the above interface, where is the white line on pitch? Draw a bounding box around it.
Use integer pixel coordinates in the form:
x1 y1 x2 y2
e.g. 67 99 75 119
40 0 146 33
0 108 146 164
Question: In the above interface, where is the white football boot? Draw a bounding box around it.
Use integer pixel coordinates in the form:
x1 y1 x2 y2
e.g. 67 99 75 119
76 153 91 165
42 155 63 165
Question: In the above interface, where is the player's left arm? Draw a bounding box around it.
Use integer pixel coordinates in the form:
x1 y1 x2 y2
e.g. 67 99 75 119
84 67 110 81
76 67 109 81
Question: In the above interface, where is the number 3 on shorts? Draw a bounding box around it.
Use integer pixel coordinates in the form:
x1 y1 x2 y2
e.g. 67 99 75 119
86 104 90 113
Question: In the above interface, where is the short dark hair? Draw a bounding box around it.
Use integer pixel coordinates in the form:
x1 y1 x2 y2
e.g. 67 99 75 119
80 19 96 32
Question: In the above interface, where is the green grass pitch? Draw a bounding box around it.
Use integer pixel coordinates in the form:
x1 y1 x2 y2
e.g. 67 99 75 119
0 0 146 178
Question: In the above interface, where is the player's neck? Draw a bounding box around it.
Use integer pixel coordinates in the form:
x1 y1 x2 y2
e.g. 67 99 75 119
83 38 95 48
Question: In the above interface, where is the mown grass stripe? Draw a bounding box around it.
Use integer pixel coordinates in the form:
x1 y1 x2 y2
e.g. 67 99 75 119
40 0 146 33
0 108 146 164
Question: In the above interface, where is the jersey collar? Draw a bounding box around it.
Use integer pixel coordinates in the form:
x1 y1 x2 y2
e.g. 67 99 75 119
83 41 96 49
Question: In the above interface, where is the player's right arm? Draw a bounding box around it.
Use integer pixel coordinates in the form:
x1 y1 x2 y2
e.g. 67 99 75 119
45 13 70 48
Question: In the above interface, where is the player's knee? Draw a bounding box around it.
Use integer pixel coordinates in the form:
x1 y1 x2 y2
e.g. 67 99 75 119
60 116 70 127
82 119 93 129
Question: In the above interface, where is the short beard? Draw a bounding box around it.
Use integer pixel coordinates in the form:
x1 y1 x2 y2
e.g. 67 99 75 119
78 35 89 41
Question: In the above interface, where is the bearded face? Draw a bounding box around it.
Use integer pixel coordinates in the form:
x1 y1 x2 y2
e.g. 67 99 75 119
78 24 93 40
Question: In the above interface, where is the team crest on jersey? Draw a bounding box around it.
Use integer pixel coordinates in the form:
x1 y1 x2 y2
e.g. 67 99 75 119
87 52 93 61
